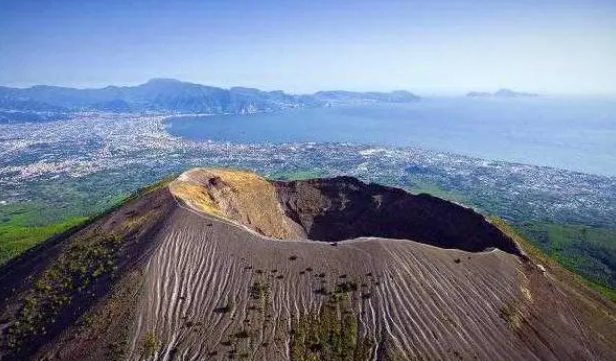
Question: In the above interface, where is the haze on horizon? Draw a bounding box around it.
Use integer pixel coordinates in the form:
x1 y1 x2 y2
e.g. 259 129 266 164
1 0 615 95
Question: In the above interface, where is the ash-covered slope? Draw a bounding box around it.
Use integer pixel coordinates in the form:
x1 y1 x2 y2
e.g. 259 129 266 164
1 168 616 361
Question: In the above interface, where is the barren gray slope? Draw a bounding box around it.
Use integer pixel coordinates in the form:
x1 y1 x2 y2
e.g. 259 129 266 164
125 203 608 361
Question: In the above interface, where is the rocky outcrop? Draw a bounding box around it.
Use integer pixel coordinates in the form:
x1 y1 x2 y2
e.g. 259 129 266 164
274 176 521 254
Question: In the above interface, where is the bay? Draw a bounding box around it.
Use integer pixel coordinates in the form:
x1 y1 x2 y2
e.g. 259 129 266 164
165 97 616 176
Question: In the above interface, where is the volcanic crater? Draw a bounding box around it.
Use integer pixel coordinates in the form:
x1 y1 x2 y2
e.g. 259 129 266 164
1 168 615 361
172 168 521 254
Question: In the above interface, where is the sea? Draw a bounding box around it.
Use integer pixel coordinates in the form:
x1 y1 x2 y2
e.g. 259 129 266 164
165 96 616 177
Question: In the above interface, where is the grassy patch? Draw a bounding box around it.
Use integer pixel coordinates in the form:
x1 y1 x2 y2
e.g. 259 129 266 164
0 217 88 265
0 173 176 266
515 222 616 291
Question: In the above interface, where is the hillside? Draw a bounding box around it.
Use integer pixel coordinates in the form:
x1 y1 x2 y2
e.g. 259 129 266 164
0 79 419 120
0 168 615 361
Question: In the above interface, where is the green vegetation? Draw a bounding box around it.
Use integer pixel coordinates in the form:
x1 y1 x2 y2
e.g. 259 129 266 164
249 280 270 312
5 231 123 351
0 172 176 266
0 180 123 267
491 218 616 304
406 180 468 204
0 176 130 228
290 293 373 361
249 281 269 300
516 222 616 294
289 274 380 360
141 331 160 358
584 281 616 304
499 302 519 329
107 335 129 361
0 216 87 265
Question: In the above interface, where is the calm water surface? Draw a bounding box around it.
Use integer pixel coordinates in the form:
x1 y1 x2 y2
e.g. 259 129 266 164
166 97 616 176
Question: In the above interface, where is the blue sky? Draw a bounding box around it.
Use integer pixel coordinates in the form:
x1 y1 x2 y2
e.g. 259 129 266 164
1 0 615 94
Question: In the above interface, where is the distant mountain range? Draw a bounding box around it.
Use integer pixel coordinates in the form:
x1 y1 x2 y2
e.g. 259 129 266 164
0 78 420 121
467 88 538 98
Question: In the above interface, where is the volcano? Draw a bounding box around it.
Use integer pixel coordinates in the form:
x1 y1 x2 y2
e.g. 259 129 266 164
1 168 615 361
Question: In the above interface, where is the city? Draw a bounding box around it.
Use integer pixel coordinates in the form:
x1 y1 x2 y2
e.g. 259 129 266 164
1 113 615 229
